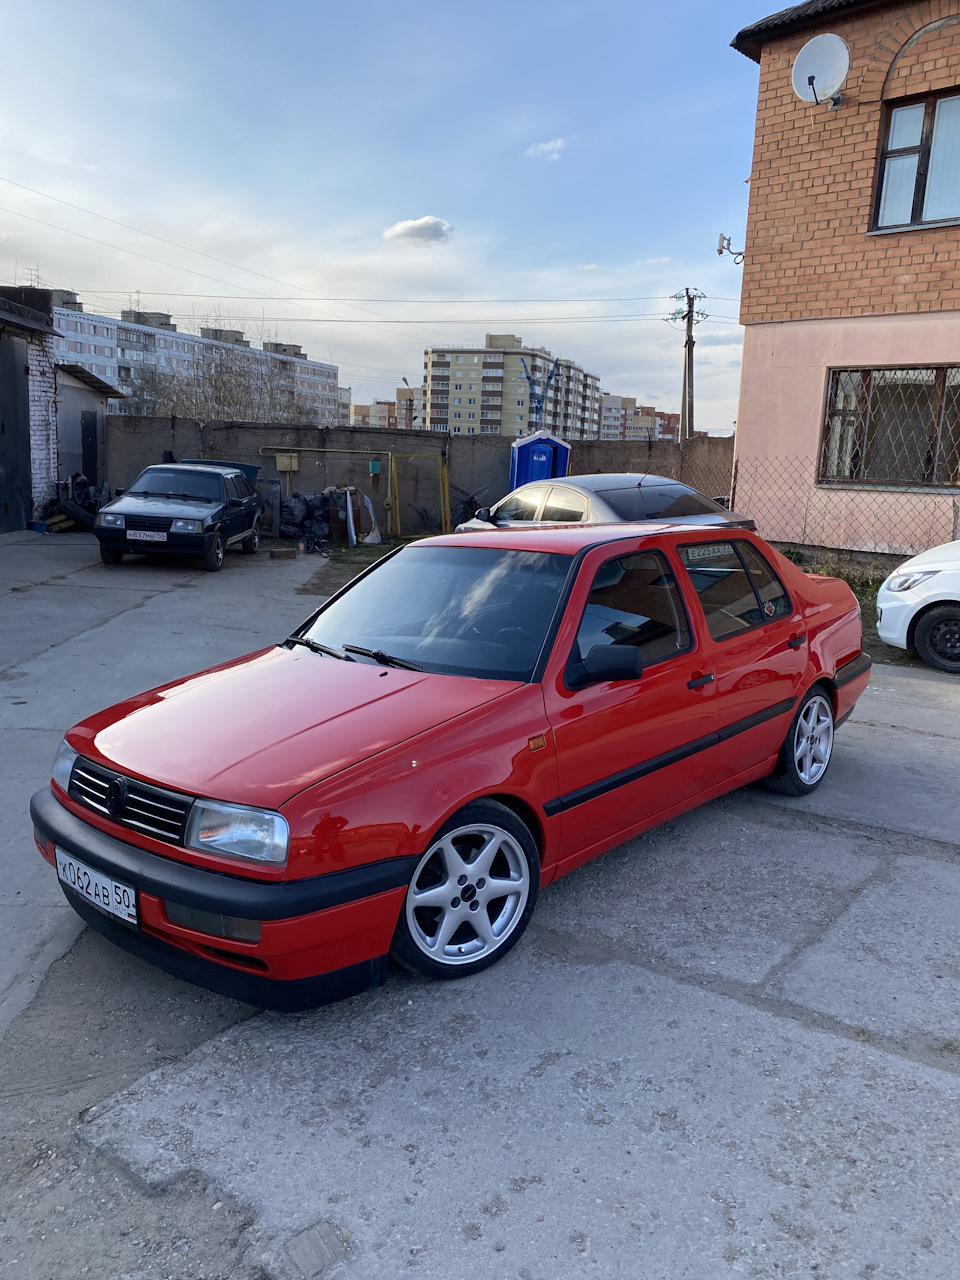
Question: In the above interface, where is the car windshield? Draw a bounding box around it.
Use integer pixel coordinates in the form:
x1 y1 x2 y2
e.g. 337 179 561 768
303 545 572 680
127 469 222 501
597 484 727 521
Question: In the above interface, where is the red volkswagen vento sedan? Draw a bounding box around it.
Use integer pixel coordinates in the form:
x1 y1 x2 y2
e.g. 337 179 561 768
31 524 871 1010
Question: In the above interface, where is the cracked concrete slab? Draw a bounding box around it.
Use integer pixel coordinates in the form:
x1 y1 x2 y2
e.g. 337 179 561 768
82 954 960 1280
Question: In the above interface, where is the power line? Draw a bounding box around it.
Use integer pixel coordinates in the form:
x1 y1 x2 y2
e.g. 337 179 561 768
55 289 745 304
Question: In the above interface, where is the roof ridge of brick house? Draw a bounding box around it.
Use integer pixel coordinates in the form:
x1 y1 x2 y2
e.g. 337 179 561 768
732 0 899 61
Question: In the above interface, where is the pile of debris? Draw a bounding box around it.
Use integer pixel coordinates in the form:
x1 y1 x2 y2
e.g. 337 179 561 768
279 487 380 551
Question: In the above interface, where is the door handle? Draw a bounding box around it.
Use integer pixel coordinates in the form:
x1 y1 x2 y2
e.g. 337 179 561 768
687 672 715 690
787 634 807 650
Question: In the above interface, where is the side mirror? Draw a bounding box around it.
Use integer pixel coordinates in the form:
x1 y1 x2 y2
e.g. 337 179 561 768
228 497 244 507
567 644 643 690
114 488 125 497
474 507 492 523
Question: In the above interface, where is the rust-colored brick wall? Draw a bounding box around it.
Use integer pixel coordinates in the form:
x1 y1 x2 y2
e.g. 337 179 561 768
740 0 960 325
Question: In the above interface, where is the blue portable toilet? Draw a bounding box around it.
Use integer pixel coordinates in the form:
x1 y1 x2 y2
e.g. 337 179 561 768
508 431 571 492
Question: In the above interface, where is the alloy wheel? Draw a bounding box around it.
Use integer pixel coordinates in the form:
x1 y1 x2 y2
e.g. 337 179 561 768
405 823 530 966
793 692 834 785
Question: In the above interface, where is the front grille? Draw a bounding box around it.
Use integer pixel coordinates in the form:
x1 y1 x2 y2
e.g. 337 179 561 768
125 515 172 532
69 757 192 844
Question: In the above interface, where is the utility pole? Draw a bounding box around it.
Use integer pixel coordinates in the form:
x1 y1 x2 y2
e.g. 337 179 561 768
670 288 706 441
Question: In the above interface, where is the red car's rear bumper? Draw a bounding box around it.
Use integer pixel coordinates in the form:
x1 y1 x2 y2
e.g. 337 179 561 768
31 787 413 1012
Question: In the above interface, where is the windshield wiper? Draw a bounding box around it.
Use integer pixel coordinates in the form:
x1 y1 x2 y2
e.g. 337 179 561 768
162 491 215 502
343 644 422 671
285 636 353 660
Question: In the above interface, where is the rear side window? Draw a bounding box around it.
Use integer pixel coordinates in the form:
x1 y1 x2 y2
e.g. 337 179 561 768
493 485 547 522
541 487 588 522
572 551 691 670
677 540 789 641
597 484 727 521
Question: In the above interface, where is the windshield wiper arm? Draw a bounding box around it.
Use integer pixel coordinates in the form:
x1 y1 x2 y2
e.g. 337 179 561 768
343 644 422 671
285 636 353 660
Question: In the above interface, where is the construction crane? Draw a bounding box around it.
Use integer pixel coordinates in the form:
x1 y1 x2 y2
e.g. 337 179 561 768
519 356 560 434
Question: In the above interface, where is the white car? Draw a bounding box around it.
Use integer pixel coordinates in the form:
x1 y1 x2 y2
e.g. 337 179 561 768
877 540 960 673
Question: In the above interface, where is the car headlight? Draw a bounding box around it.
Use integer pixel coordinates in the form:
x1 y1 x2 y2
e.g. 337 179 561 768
171 518 203 534
885 570 940 592
184 799 288 865
96 512 125 529
51 740 78 792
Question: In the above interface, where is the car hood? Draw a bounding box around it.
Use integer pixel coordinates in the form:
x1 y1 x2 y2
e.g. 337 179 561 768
67 646 521 809
893 540 960 573
104 494 221 520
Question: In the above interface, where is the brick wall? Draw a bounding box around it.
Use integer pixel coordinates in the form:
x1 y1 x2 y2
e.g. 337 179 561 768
741 0 960 325
27 332 58 516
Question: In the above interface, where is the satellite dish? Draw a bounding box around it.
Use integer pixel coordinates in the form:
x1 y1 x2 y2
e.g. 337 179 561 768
791 33 850 105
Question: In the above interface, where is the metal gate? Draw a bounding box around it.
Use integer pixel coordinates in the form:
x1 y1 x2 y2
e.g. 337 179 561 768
0 333 31 533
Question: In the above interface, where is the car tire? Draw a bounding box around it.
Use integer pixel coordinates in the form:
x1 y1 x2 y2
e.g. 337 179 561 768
241 520 260 555
914 604 960 674
99 546 123 565
765 686 835 796
201 530 225 572
391 799 540 980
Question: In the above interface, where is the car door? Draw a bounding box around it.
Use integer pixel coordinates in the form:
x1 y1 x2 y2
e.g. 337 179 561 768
541 542 723 874
223 474 249 542
234 472 258 533
673 537 807 768
489 483 549 526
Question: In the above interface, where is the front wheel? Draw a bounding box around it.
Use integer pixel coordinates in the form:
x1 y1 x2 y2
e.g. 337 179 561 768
765 687 835 795
99 545 123 565
391 800 539 980
915 604 960 674
201 531 225 572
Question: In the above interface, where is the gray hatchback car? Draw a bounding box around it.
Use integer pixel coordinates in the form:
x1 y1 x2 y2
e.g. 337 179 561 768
456 473 754 532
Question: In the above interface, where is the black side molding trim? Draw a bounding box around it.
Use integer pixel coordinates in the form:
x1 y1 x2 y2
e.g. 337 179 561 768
63 889 388 1011
31 788 416 921
544 696 797 816
829 651 872 690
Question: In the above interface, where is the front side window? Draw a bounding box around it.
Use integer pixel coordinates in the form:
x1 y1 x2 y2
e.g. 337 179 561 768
875 93 960 229
492 485 547 522
820 367 960 486
571 551 691 671
677 541 786 641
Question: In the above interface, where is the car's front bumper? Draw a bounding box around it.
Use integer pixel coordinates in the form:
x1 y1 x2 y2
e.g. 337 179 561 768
31 787 415 1011
876 586 916 649
94 527 217 556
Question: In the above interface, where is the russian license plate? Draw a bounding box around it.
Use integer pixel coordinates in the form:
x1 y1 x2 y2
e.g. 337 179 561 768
56 848 138 924
127 530 166 542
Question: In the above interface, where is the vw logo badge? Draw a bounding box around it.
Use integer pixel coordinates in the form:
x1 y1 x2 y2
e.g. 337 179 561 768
106 775 127 815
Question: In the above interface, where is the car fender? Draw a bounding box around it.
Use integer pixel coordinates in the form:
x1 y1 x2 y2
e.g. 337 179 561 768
279 682 562 885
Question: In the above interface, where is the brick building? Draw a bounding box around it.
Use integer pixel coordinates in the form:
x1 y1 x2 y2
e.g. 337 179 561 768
0 288 59 530
732 0 960 553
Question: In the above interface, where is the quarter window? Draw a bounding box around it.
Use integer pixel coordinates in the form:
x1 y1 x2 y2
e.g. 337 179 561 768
875 93 960 229
677 541 788 641
571 551 691 673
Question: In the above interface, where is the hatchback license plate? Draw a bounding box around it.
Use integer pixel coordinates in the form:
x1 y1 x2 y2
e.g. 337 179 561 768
56 848 138 924
127 530 166 542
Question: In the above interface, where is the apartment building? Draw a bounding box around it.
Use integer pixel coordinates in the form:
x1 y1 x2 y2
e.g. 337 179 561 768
49 291 338 425
350 401 397 430
423 334 600 438
598 395 680 442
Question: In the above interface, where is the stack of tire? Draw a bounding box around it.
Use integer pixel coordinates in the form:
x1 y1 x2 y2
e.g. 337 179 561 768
279 492 331 553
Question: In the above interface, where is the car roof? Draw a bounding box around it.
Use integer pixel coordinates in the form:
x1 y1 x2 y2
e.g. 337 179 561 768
142 462 237 474
543 473 680 493
422 523 750 556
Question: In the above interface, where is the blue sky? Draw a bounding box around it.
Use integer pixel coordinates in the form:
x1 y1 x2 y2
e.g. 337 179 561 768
0 0 768 430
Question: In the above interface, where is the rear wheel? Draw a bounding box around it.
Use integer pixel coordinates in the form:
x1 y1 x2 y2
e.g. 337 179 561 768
391 800 539 980
241 519 260 555
765 687 835 796
201 530 225 572
915 604 960 674
99 545 123 565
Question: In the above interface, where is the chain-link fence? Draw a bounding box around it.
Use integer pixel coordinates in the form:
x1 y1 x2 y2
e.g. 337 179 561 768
732 454 960 556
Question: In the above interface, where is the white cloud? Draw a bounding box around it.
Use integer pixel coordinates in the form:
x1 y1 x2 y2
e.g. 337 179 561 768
577 263 601 272
382 215 452 245
525 138 565 162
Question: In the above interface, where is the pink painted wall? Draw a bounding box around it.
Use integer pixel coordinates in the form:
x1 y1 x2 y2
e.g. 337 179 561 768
735 315 960 555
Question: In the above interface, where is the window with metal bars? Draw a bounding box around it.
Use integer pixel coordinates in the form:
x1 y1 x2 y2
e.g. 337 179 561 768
820 367 960 487
874 92 960 229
